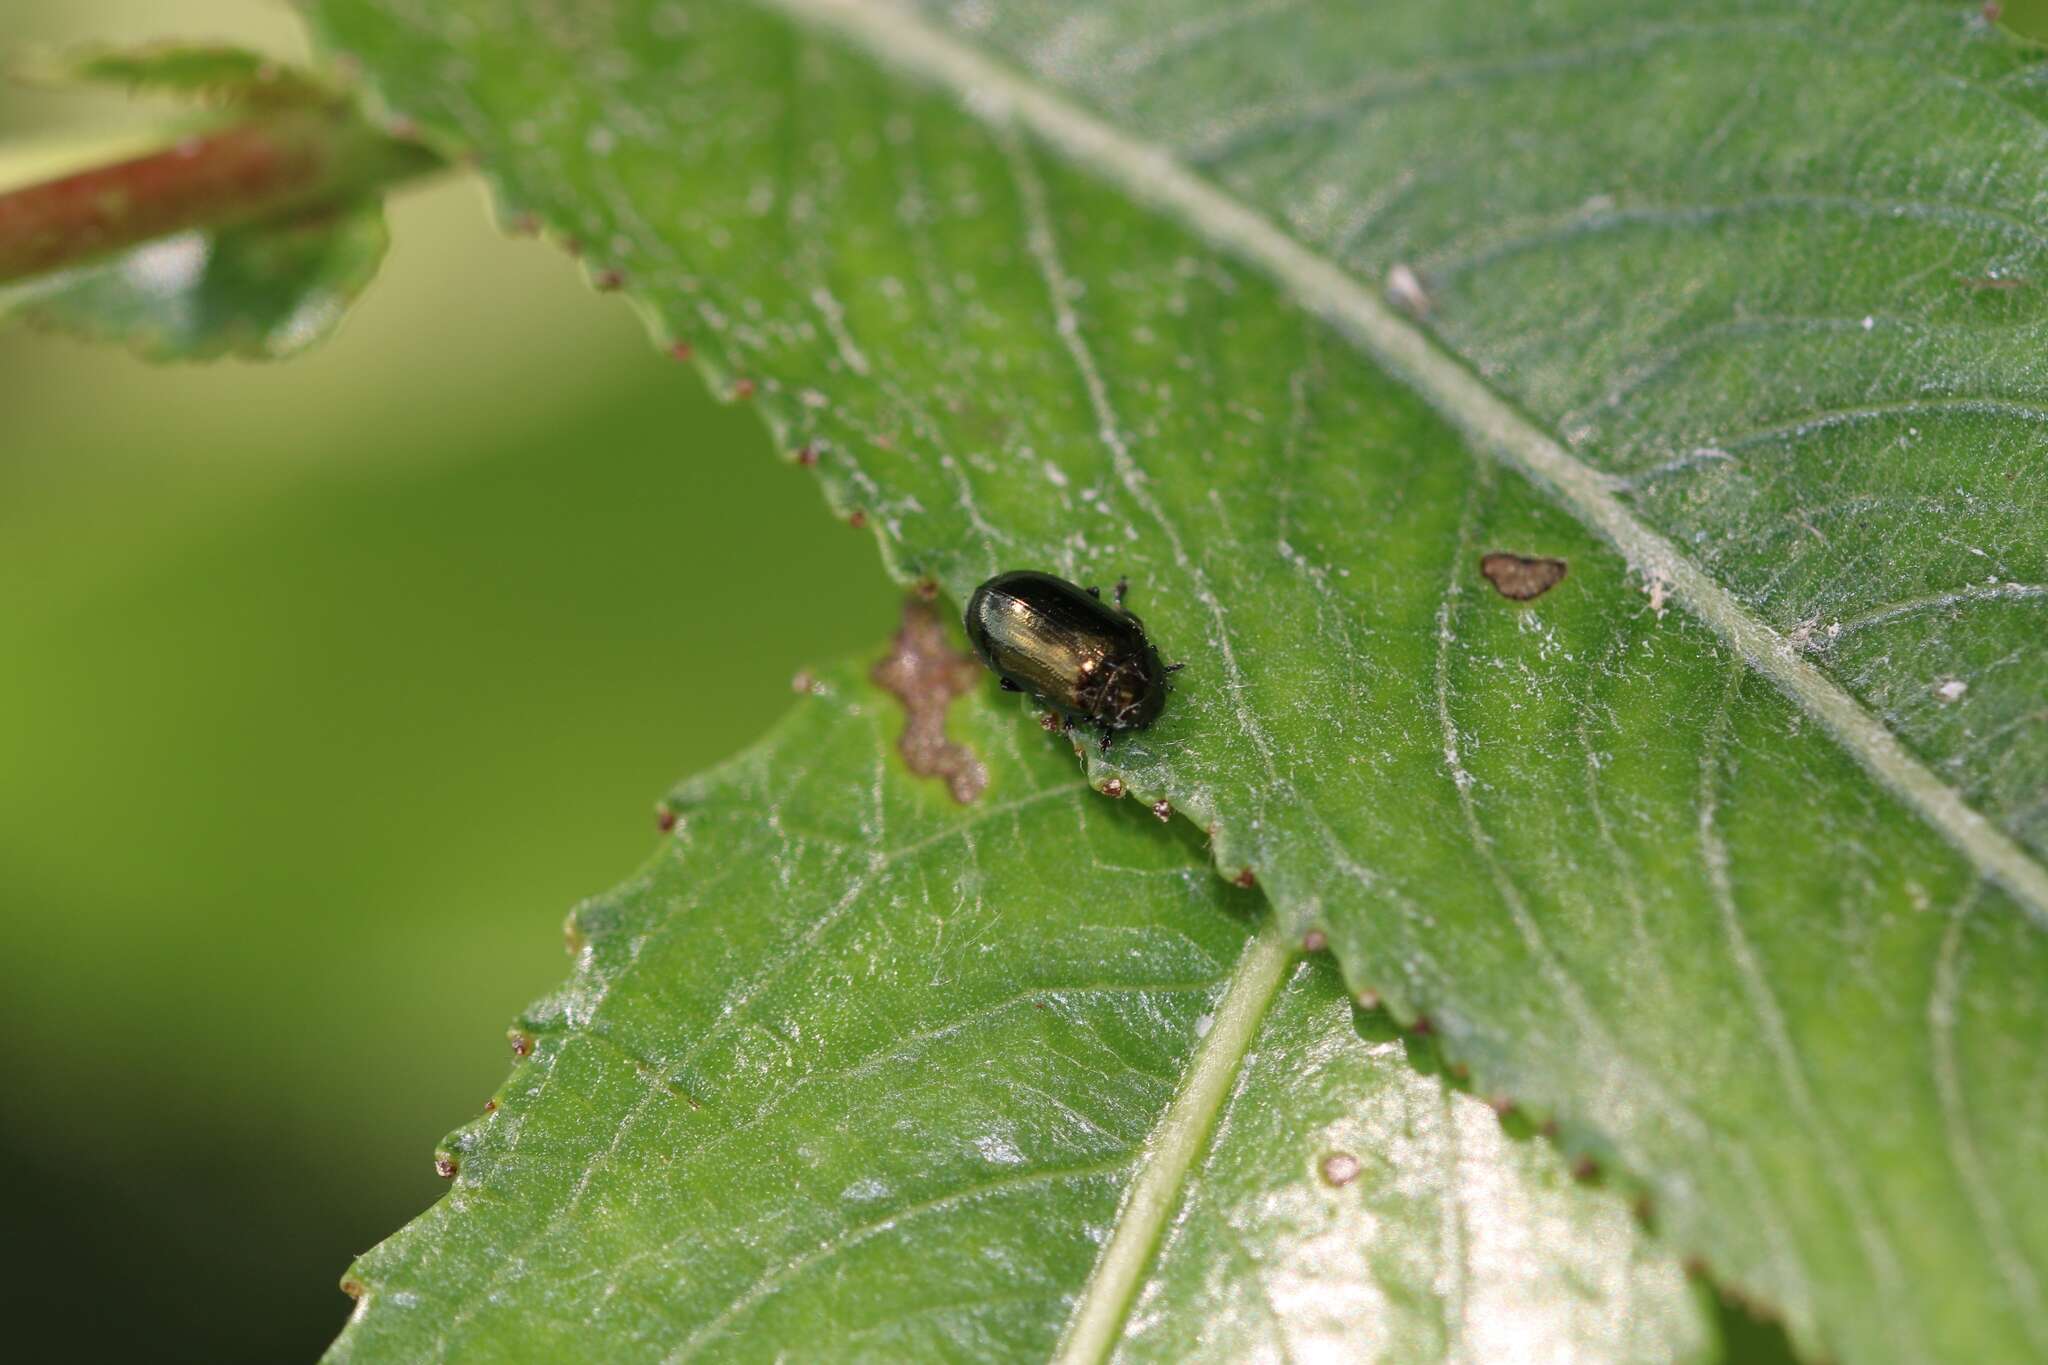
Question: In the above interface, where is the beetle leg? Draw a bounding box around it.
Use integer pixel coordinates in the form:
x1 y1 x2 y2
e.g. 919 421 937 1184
1165 662 1186 673
998 677 1022 692
1084 584 1101 599
1114 576 1129 607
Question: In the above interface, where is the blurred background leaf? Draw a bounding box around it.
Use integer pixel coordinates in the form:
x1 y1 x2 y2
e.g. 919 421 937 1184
0 3 893 1358
23 39 339 105
1 40 439 359
3 199 399 360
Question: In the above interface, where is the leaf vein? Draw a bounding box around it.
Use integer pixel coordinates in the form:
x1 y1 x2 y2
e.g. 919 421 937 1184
751 0 2048 923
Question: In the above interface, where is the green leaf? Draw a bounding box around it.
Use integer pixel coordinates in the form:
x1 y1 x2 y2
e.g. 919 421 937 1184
330 649 1709 1362
17 40 337 108
0 45 435 359
296 1 2048 1359
1 202 389 360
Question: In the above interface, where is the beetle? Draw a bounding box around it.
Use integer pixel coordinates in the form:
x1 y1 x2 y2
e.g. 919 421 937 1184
964 570 1182 753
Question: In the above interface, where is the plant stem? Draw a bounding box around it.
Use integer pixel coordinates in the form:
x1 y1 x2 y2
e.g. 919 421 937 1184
0 108 443 285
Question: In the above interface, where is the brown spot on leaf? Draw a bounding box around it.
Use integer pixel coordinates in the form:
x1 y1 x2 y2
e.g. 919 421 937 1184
1488 1094 1515 1117
914 577 940 601
1099 777 1125 799
655 805 677 832
434 1156 458 1180
667 340 693 360
847 509 867 530
1234 867 1257 888
871 599 988 804
1409 1014 1432 1036
1151 798 1173 823
1039 711 1065 733
594 268 624 291
1319 1152 1362 1187
341 1278 367 1300
1480 552 1568 601
1302 929 1327 953
482 1098 497 1114
508 1030 534 1059
793 444 819 467
730 378 756 400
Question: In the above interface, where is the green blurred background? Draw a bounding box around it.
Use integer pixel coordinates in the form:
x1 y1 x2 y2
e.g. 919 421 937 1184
0 2 896 1357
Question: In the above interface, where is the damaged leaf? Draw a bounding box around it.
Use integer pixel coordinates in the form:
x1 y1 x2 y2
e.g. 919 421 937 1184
328 662 1709 1363
297 1 2048 1360
871 598 988 803
1479 551 1569 601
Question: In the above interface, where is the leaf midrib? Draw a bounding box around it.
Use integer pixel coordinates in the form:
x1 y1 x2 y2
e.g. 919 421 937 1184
757 0 2048 928
1054 919 1293 1364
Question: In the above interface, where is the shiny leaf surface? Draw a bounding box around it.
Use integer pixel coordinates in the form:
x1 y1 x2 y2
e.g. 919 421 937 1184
329 657 1707 1363
297 2 2048 1359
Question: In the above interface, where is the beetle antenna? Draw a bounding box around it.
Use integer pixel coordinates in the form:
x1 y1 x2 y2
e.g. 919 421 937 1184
1113 576 1129 607
1165 662 1186 673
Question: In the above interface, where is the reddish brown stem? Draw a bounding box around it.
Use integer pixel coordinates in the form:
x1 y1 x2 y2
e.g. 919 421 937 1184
0 108 442 285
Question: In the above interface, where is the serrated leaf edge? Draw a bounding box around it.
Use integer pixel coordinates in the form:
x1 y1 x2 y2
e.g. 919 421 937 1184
747 0 2048 929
